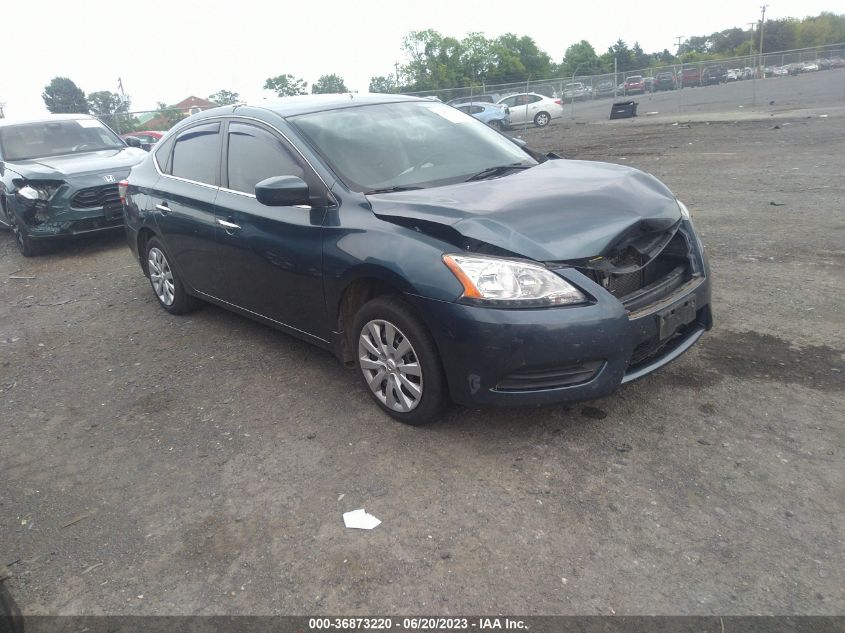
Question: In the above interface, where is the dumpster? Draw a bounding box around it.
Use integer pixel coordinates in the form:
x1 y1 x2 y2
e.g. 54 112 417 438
610 101 638 119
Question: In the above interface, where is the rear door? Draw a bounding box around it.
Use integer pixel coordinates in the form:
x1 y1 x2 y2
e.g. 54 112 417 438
151 122 222 295
213 119 330 337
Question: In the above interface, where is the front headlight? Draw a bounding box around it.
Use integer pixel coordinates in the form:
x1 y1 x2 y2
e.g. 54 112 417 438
443 254 587 307
677 199 692 220
16 182 61 205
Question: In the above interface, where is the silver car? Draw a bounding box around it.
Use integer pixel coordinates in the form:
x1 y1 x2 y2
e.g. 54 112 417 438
496 93 563 128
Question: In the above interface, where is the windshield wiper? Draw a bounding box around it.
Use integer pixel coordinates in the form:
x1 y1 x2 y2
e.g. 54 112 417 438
464 163 533 182
363 185 423 195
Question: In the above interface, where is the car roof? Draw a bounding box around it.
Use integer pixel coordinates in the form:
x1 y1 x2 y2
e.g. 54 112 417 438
210 93 427 119
0 113 97 128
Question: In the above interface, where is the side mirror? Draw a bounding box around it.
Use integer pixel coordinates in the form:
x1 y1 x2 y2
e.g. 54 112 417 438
125 136 142 148
255 175 310 207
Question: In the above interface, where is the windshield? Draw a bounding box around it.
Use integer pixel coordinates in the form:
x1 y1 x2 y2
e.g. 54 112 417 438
290 101 536 193
0 119 124 161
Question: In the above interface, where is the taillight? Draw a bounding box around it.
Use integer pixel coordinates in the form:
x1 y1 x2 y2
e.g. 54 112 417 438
118 180 129 205
554 99 562 105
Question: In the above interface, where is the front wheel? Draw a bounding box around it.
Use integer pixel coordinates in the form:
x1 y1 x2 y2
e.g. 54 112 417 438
145 237 198 314
533 111 551 127
353 296 448 425
4 205 44 257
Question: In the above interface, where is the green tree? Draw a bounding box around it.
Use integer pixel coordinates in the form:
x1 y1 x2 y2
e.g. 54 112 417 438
600 40 637 72
368 75 397 93
87 90 135 132
87 91 128 117
264 74 308 97
489 33 552 83
560 40 604 77
208 89 240 105
760 18 798 53
153 102 188 129
459 32 495 84
311 74 349 94
400 30 466 90
42 77 89 114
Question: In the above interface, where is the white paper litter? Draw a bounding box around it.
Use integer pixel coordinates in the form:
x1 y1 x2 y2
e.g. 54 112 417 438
343 508 381 530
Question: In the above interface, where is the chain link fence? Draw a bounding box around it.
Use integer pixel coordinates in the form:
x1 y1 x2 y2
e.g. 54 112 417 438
92 43 844 134
401 43 845 122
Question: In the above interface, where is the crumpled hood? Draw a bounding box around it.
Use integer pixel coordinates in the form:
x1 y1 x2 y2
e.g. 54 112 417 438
368 159 682 261
8 147 147 180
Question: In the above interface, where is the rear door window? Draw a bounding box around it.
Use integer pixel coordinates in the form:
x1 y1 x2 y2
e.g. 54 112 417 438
170 123 221 185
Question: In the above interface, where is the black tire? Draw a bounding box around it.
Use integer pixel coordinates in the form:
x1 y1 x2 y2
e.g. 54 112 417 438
488 119 504 131
3 203 44 257
144 237 199 315
353 295 448 425
533 111 551 128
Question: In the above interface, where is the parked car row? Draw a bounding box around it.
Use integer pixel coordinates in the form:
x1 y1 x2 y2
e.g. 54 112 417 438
0 95 713 423
448 92 564 128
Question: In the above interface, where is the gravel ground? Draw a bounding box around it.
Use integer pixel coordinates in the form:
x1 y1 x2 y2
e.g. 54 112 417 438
1 105 843 616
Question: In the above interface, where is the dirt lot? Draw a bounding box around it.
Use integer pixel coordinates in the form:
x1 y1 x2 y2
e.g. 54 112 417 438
1 108 843 616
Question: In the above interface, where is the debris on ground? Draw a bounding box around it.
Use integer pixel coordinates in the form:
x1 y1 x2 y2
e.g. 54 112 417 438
61 512 93 529
581 406 607 420
769 202 786 207
8 275 36 280
343 509 381 530
81 562 103 575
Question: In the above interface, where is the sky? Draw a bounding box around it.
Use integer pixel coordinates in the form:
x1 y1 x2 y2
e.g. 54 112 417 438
1 0 839 118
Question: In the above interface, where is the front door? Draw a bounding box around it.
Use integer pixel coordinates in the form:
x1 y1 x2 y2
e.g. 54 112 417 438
213 120 330 338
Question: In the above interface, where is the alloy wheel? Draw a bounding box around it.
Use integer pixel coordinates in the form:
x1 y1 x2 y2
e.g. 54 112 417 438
358 319 424 413
148 247 176 306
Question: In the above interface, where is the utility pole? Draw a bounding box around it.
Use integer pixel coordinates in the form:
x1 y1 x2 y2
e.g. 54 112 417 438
675 36 683 55
747 23 756 67
748 23 758 106
758 5 769 76
614 57 618 99
0 102 5 118
394 62 400 92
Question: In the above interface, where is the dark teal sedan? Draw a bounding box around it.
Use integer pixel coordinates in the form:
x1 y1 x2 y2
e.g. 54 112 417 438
123 94 712 424
0 114 146 256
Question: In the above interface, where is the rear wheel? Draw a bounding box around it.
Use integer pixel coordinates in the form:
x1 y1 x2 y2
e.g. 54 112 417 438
534 111 551 127
145 237 198 314
353 296 448 425
488 119 504 131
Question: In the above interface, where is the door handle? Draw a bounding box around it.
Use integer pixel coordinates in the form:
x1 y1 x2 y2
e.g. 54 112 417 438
155 203 171 215
217 218 241 231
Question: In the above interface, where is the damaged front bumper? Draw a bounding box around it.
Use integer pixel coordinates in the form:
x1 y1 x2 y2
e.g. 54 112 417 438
405 219 713 408
407 270 711 406
11 174 127 241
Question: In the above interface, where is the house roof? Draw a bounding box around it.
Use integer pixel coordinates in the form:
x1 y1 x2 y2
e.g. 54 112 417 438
173 96 217 110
